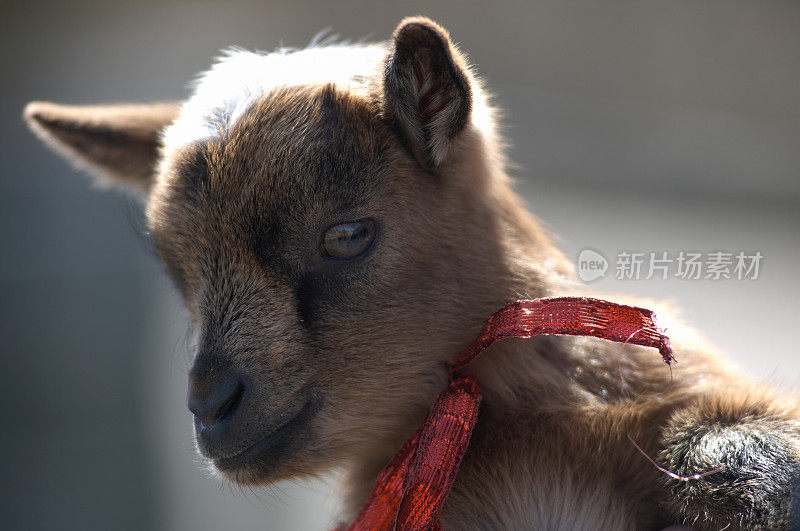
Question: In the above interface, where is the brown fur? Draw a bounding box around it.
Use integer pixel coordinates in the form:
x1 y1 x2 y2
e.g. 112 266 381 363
24 16 800 530
24 101 178 192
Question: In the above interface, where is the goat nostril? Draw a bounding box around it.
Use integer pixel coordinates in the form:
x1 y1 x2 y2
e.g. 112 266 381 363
188 377 245 429
214 382 244 424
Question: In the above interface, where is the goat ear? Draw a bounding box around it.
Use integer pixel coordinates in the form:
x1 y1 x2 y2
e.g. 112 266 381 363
23 101 179 193
383 17 473 168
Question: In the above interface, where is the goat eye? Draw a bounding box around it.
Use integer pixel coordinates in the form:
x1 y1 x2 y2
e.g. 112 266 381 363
322 219 376 260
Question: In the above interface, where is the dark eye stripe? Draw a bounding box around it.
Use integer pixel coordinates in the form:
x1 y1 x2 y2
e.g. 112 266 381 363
322 219 376 260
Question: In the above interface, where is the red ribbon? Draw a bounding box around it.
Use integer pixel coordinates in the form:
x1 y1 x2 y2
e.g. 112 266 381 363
347 297 675 530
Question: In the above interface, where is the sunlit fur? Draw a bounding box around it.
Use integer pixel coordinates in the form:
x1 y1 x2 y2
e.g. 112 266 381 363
25 16 800 530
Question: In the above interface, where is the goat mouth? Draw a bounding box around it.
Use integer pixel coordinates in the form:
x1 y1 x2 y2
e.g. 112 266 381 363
212 398 318 474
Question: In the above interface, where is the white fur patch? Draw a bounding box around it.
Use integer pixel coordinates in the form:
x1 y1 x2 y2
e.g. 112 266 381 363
162 43 387 148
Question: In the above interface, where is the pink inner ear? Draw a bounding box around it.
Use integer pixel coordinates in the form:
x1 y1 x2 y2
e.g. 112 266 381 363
412 62 427 92
418 83 449 121
412 63 449 122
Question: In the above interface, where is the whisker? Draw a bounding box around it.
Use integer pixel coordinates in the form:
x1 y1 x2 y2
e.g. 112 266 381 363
627 433 724 482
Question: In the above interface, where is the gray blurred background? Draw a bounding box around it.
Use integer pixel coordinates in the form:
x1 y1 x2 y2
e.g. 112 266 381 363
1 1 798 529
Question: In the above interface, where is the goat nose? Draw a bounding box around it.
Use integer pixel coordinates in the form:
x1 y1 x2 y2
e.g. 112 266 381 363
187 373 245 429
